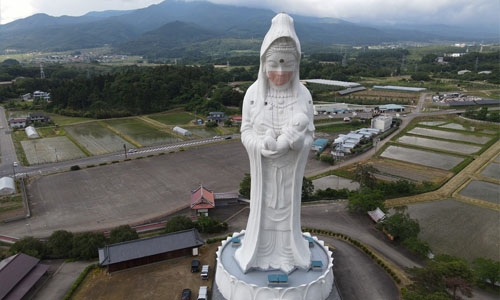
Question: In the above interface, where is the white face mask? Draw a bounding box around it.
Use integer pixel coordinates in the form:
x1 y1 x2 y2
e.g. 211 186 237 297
265 51 297 88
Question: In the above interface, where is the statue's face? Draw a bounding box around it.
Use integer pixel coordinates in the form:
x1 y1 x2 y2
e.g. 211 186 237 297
266 51 296 87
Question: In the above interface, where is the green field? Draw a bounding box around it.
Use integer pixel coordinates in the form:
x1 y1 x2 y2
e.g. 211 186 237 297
64 122 134 155
148 111 196 125
103 118 178 147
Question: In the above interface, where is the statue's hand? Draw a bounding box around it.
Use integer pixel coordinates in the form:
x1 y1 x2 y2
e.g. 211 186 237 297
261 135 289 158
282 126 304 149
262 135 277 151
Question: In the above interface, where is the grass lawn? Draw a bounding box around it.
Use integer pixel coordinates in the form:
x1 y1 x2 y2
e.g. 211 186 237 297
148 111 196 125
315 121 369 134
49 114 93 126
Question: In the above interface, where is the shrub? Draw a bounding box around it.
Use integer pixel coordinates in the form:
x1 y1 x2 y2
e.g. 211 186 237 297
70 165 80 171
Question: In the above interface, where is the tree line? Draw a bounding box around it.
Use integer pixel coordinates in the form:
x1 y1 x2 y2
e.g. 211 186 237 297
1 49 498 118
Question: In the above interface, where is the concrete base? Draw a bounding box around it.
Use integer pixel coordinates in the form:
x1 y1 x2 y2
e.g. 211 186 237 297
215 231 335 300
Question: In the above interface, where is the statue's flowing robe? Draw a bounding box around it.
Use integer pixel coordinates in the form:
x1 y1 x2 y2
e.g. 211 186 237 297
234 13 315 273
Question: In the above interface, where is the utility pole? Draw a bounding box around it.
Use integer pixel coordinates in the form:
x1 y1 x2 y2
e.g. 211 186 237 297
40 64 45 79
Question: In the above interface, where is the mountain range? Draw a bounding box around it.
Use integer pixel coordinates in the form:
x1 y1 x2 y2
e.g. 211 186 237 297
0 0 497 57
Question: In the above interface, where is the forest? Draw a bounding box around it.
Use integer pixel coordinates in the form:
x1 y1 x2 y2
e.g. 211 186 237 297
0 49 498 119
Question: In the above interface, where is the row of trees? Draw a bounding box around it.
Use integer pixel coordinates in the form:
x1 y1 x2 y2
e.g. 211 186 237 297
8 214 228 261
463 107 500 123
403 254 500 299
9 225 138 260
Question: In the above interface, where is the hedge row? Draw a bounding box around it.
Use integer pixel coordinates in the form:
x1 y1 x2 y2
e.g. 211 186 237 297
62 263 97 300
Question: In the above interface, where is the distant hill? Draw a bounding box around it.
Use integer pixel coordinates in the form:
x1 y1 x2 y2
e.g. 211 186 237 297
0 0 497 56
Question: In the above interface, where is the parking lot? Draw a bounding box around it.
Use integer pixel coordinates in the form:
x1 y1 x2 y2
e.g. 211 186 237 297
1 140 326 238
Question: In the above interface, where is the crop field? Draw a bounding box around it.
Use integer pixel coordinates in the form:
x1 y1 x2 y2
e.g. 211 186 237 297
339 89 419 104
481 162 500 179
407 127 492 144
21 136 86 164
397 136 481 155
459 180 500 204
370 159 451 183
64 122 134 155
439 123 475 131
148 111 195 125
418 121 446 126
380 145 464 170
407 199 500 262
186 126 218 138
49 114 93 126
103 118 178 146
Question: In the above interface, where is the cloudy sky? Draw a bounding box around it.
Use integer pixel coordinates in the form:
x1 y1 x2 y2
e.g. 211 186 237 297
1 0 499 28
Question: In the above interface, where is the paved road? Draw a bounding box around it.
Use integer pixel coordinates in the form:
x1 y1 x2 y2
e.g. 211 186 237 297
0 106 19 175
33 261 90 300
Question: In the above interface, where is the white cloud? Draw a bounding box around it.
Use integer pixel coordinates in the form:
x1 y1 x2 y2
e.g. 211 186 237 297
1 0 499 27
0 0 36 24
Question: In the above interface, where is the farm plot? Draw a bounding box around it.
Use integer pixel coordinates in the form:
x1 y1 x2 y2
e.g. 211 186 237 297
419 121 446 126
439 123 475 131
407 199 500 261
380 146 464 170
459 180 500 204
64 122 134 155
371 159 451 183
397 136 481 155
481 162 500 179
21 136 86 164
148 112 195 125
408 127 491 144
186 126 218 138
104 118 178 147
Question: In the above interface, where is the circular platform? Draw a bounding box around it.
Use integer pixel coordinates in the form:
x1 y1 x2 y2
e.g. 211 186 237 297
215 230 334 300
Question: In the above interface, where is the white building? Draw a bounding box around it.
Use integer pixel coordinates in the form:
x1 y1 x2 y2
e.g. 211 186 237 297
173 126 192 136
371 116 392 132
0 177 16 195
25 126 39 138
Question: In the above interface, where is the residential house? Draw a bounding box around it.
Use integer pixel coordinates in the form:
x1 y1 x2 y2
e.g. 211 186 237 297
207 112 227 124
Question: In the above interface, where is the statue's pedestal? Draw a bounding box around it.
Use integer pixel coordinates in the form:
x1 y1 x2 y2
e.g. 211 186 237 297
215 230 335 300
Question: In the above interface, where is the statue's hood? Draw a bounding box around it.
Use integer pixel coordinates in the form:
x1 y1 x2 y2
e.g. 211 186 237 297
260 13 301 59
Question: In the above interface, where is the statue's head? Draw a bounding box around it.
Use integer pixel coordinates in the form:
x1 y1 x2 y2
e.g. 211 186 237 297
257 13 302 96
264 37 298 88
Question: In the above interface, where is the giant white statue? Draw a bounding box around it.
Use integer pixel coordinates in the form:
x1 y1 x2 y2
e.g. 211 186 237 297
234 12 314 274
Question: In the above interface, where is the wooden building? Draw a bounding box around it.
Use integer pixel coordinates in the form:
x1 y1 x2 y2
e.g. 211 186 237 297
98 228 204 273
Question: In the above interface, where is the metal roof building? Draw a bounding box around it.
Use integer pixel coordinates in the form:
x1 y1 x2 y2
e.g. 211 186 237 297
0 253 49 300
98 228 204 273
0 176 16 195
372 85 426 92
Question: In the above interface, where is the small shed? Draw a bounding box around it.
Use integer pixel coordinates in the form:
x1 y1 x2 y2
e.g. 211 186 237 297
312 138 329 152
25 126 39 138
173 126 192 136
368 207 386 223
0 176 16 195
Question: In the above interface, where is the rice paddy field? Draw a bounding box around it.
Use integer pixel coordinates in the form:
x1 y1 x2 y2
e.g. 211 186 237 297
21 136 86 164
64 122 134 155
380 145 465 170
380 117 500 262
102 118 179 146
407 199 500 261
18 111 205 164
378 119 497 178
396 135 481 155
